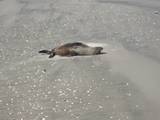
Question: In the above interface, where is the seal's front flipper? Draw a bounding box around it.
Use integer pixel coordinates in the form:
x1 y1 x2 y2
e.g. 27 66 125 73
70 51 79 56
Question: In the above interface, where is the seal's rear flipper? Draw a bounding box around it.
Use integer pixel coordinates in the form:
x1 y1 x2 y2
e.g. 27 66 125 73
39 50 51 55
49 52 55 58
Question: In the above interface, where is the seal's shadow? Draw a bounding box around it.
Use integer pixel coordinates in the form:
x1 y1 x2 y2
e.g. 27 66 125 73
39 52 107 58
59 52 106 58
72 52 107 57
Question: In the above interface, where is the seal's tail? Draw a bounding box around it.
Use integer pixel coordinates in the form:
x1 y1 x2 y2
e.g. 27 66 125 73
39 50 51 55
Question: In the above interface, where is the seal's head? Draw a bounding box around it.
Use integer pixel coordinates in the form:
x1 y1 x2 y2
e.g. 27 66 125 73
71 46 103 55
94 47 103 54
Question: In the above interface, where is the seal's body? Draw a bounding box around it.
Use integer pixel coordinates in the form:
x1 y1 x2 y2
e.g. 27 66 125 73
39 42 103 58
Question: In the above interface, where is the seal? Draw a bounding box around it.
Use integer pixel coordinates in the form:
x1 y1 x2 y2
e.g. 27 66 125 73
39 42 104 58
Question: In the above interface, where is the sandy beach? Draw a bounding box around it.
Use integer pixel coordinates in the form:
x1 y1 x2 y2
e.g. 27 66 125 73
0 0 160 120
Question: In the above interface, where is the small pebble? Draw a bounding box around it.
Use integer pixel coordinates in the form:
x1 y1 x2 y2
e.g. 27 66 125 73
154 11 159 14
42 69 46 73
